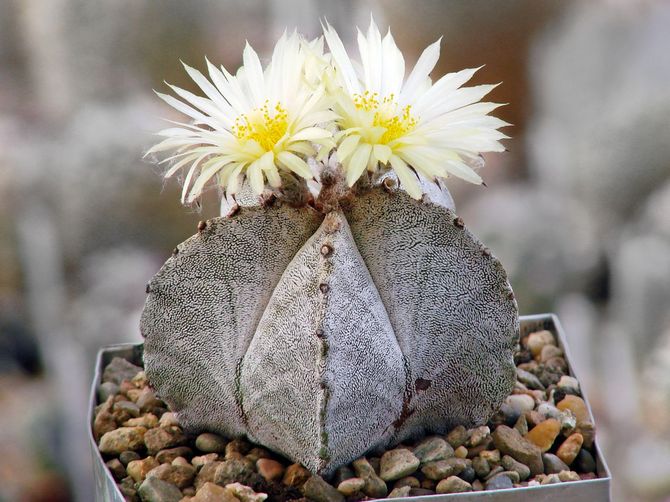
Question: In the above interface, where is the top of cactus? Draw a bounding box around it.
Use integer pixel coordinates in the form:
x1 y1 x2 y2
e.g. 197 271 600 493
146 18 509 214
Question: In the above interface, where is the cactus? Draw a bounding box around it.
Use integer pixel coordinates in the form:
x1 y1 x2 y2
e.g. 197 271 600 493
141 20 518 476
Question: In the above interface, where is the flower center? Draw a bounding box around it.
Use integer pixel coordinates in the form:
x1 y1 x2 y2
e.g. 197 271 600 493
233 101 289 151
353 92 418 144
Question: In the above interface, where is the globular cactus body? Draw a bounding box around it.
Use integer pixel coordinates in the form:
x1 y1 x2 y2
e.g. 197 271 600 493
141 186 519 476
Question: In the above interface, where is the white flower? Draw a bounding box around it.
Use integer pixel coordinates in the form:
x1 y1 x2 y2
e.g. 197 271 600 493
146 32 336 204
323 18 510 198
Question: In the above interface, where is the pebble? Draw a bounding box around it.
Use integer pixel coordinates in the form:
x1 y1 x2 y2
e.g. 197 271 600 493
557 375 580 395
127 456 160 483
194 461 222 490
192 482 237 502
387 486 412 498
526 330 556 357
283 463 311 487
146 463 196 489
505 394 536 415
558 470 581 482
119 451 141 466
479 449 501 464
99 426 146 455
98 382 120 402
225 482 268 502
557 433 583 465
137 476 182 502
352 457 388 498
575 448 596 473
159 412 180 428
467 426 490 447
458 466 476 483
124 413 158 429
225 439 251 459
540 345 563 363
454 446 468 458
195 432 228 453
436 476 473 493
557 395 590 424
492 425 544 476
484 465 504 480
412 436 454 463
302 476 345 502
575 421 596 448
379 448 420 481
394 476 420 489
525 418 561 452
446 425 468 448
114 400 141 418
472 457 490 478
256 458 284 482
543 453 570 474
421 458 468 480
192 453 219 468
93 398 117 439
214 458 255 486
156 446 194 464
103 357 143 385
105 458 126 480
136 387 164 413
501 455 531 481
536 402 561 419
541 473 561 485
337 477 365 496
514 414 528 436
144 426 187 454
517 369 545 390
246 447 271 462
485 474 513 490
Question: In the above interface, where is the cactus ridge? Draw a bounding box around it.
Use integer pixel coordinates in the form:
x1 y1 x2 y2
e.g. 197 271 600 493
141 185 519 476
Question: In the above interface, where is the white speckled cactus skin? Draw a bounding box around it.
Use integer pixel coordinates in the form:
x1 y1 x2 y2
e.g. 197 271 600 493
140 182 519 476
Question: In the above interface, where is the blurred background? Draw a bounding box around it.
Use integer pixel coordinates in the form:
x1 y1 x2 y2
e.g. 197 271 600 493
1 0 669 501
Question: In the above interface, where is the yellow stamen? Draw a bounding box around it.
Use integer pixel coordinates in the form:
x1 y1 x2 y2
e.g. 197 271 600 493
353 92 417 145
233 101 288 151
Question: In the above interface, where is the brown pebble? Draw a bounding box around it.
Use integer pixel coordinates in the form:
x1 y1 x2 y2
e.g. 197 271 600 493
540 345 563 363
454 446 468 458
192 482 237 502
557 395 590 425
127 456 159 483
156 446 193 464
557 433 583 465
257 458 285 482
525 418 561 452
282 463 311 487
146 462 196 489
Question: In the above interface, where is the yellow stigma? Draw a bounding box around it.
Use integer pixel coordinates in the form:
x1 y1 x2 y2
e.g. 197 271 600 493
353 92 417 145
233 101 289 151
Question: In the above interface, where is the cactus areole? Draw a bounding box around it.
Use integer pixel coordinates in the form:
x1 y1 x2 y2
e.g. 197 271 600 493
141 19 518 477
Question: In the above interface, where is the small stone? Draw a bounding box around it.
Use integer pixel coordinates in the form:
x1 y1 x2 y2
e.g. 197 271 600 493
540 345 563 363
454 446 468 458
387 486 411 498
545 357 568 374
131 370 148 387
517 369 545 390
557 433 583 465
501 455 531 481
558 470 581 482
98 381 120 402
119 450 141 466
505 394 536 415
225 482 268 502
105 458 126 480
472 479 484 491
436 476 473 494
484 465 504 480
256 458 284 482
146 463 195 489
557 375 580 395
283 463 311 487
352 457 387 497
103 357 143 385
537 403 561 419
172 456 190 467
556 395 590 425
137 475 182 502
191 453 219 468
124 413 159 429
526 330 556 357
225 439 251 459
114 400 141 418
497 470 520 483
575 422 596 448
156 447 193 464
575 449 596 472
93 397 117 440
126 388 142 403
99 426 146 455
214 458 255 486
159 412 180 428
144 426 187 454
393 476 420 489
302 476 345 502
194 461 222 490
195 433 227 453
467 426 490 447
485 474 513 490
127 456 160 483
246 447 271 463
543 453 570 474
192 482 237 502
118 477 137 500
336 477 365 496
492 425 543 476
525 418 561 452
472 457 490 478
525 410 547 428
380 448 420 481
421 458 468 480
479 449 501 464
137 388 164 413
413 436 454 463
514 414 528 436
457 466 476 483
558 410 577 434
541 473 561 485
446 425 468 448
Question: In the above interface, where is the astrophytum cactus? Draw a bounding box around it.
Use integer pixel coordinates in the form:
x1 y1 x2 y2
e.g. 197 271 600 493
141 20 518 476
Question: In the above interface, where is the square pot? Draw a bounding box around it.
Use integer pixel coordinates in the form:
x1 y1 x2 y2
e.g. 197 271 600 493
88 313 611 501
